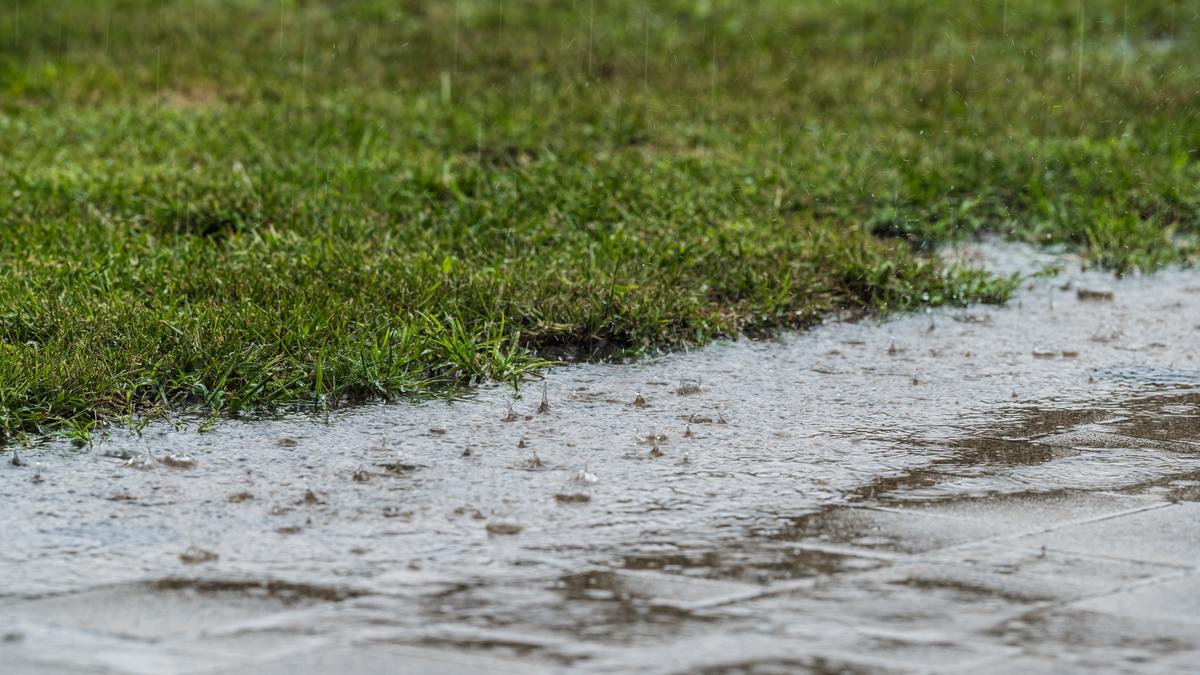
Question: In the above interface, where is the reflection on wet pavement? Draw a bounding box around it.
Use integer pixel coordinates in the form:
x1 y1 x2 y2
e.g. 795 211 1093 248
2 242 1200 674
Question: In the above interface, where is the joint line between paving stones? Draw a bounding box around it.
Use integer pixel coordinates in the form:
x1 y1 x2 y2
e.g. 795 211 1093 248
984 540 1198 572
1039 567 1198 617
868 499 1178 566
984 499 1176 546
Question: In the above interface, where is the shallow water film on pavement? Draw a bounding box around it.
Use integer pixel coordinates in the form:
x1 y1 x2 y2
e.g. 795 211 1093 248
3 243 1200 674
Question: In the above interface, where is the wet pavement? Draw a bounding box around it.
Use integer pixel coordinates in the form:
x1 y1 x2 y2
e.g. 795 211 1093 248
2 242 1199 674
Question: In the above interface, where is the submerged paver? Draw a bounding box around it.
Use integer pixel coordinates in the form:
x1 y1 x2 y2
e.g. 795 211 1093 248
1012 502 1200 568
216 645 536 675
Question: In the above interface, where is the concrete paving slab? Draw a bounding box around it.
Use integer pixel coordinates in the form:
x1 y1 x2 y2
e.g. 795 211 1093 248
775 507 995 555
994 607 1200 673
869 560 1101 603
971 654 1100 674
3 632 241 675
885 491 1162 537
1070 574 1200 623
779 491 1164 562
929 542 1176 597
172 630 334 663
3 579 340 641
1011 501 1200 567
0 659 109 675
667 607 1018 673
1140 650 1200 675
213 644 540 675
603 569 766 609
814 632 1017 672
737 566 1033 640
573 631 876 675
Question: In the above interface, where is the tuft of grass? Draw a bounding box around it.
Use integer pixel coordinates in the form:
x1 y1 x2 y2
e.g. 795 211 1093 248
1 0 1196 441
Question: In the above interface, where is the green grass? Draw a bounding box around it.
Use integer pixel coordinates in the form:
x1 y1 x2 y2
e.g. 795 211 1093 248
2 0 1198 442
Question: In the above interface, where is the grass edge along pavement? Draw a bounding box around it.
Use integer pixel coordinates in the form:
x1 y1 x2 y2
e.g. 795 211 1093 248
2 0 1198 444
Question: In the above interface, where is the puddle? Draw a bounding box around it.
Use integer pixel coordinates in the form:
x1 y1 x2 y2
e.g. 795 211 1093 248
3 241 1200 673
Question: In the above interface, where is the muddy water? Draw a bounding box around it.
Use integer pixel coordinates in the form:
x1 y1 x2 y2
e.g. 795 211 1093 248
2 242 1200 674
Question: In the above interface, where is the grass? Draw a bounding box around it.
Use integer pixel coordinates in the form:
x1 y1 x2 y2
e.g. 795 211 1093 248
1 0 1197 442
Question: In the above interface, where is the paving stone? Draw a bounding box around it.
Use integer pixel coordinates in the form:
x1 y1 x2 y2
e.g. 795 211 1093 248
776 507 994 555
780 492 1160 560
668 656 898 675
1070 574 1200 623
928 543 1175 598
606 569 765 609
868 560 1096 604
0 655 108 675
994 607 1200 672
555 568 767 616
1141 649 1200 675
654 614 1015 673
1011 501 1200 567
970 654 1099 674
620 538 888 583
887 491 1160 537
213 644 537 675
578 631 868 675
172 630 334 663
737 565 1032 641
4 580 335 641
814 632 1017 672
2 629 239 675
